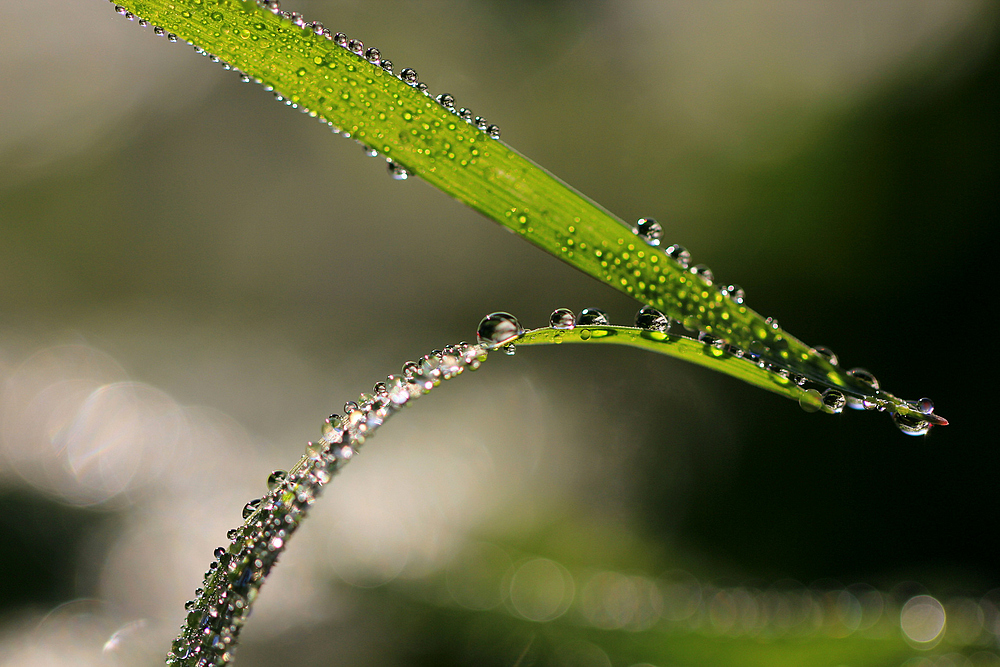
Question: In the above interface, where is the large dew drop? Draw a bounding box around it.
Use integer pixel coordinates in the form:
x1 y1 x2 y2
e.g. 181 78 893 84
633 218 662 246
577 308 610 326
635 306 669 332
477 312 523 348
549 308 576 330
893 412 931 436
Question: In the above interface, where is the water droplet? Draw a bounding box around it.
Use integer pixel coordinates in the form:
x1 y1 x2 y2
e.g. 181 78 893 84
381 59 393 74
917 397 934 414
502 343 516 356
400 67 418 84
333 32 347 47
311 21 325 35
387 161 409 180
633 218 662 246
487 125 501 139
577 308 609 326
363 145 379 157
242 498 261 519
691 264 714 284
893 412 931 436
266 470 287 491
635 305 669 331
364 47 381 64
798 389 823 413
226 528 239 541
847 368 879 390
666 244 691 269
821 389 846 414
436 93 455 109
724 284 745 304
477 312 523 348
764 317 780 331
549 308 576 330
811 346 839 366
347 38 363 54
416 82 429 92
475 116 488 130
458 108 474 123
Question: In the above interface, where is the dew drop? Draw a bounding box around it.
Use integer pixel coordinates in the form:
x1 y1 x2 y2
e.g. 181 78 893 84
691 264 714 284
847 368 879 390
486 124 501 139
666 244 691 269
917 397 934 414
577 308 610 326
380 59 393 74
387 161 409 180
266 470 287 491
458 108 474 123
364 146 379 157
348 39 364 54
476 312 523 348
333 32 347 47
821 389 846 414
633 218 662 246
400 67 418 85
798 389 823 413
213 546 226 560
724 284 745 304
226 528 239 541
436 93 455 109
475 116 489 130
502 343 516 356
364 47 381 64
811 346 839 366
549 308 576 330
893 412 931 436
764 317 780 331
635 305 669 332
242 498 261 520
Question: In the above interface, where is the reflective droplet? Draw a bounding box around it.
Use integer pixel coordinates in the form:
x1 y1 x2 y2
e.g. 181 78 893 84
475 116 488 130
266 470 287 491
847 368 879 390
724 284 745 304
343 401 359 414
458 108 474 123
666 244 691 268
380 59 393 74
476 312 523 348
364 47 381 64
633 218 663 246
549 308 576 330
242 498 261 520
821 389 846 414
893 412 931 436
363 146 378 157
333 32 347 47
812 346 839 366
213 546 226 560
691 264 714 284
764 317 780 331
635 305 669 332
387 161 409 180
577 308 610 326
502 343 516 356
436 93 455 109
917 397 934 415
486 124 501 139
400 67 418 85
347 38 363 54
799 389 823 413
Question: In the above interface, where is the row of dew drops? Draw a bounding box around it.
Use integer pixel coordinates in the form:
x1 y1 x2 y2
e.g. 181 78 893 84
167 340 491 665
111 0 502 182
476 280 943 437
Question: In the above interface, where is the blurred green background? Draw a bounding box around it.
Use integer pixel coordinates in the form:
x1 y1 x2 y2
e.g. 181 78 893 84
1 1 998 665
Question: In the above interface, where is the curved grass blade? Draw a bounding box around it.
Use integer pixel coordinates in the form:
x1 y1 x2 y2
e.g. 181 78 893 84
103 0 939 421
166 343 489 665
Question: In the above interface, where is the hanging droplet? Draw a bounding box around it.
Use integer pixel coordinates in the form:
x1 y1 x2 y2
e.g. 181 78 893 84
387 161 409 180
476 312 523 348
798 389 823 413
811 346 839 366
364 146 379 157
266 470 287 492
635 305 669 332
502 343 516 356
242 498 261 520
893 412 931 436
436 93 455 109
577 308 610 326
691 264 714 285
665 244 691 269
764 317 780 332
400 68 418 84
724 284 745 304
633 218 663 246
226 528 239 541
549 308 576 330
847 368 880 390
364 47 381 64
821 389 846 414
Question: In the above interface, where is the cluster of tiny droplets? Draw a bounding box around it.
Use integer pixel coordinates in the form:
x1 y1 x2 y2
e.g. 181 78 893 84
528 304 939 435
111 0 502 183
166 341 490 666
